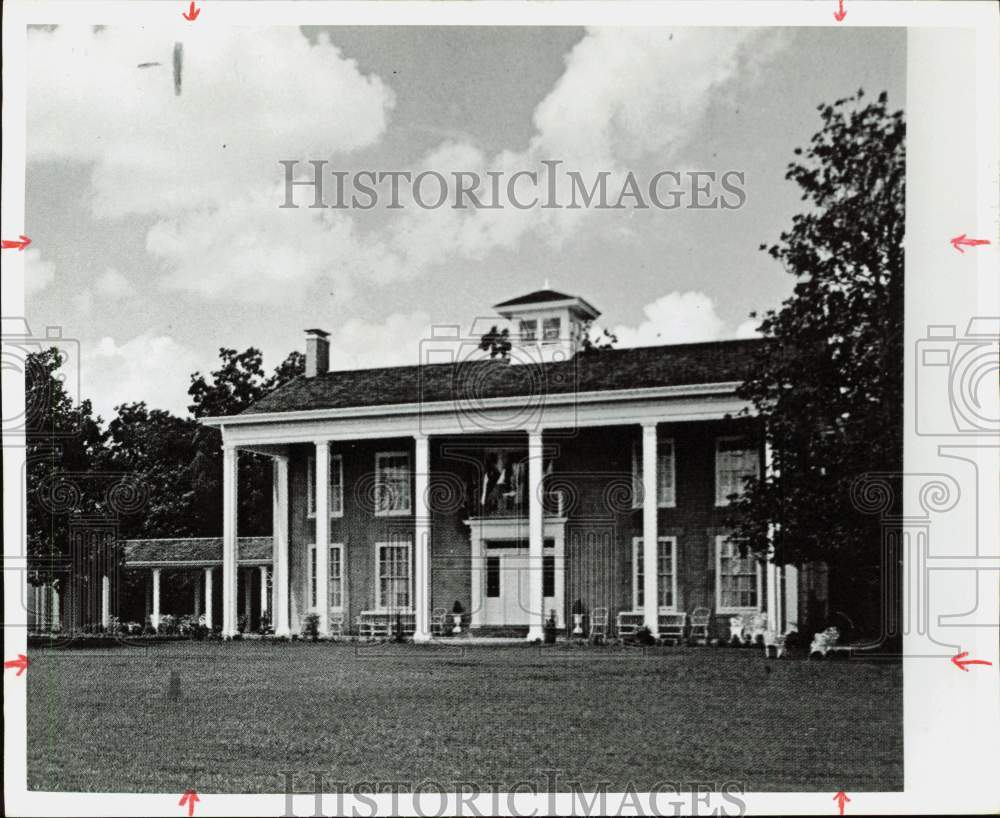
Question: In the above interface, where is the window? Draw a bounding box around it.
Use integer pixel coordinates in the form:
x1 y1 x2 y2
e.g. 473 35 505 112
632 537 677 610
375 452 411 516
631 439 676 508
543 555 555 598
716 537 760 612
542 316 561 342
307 454 344 518
308 543 344 610
519 319 538 342
377 541 412 610
715 437 760 506
486 557 500 598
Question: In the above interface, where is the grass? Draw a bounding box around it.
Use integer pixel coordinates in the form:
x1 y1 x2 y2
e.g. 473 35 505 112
27 641 901 793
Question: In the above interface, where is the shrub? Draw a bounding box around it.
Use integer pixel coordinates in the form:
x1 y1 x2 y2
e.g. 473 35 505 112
302 613 320 642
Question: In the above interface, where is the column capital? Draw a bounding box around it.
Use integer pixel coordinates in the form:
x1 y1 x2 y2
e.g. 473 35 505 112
641 420 659 431
313 438 330 450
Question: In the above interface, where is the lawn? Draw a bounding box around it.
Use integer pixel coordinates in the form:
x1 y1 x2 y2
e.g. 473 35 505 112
27 641 901 793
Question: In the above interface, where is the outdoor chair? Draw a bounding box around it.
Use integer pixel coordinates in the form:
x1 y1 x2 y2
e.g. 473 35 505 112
589 607 608 644
728 615 746 644
328 611 345 639
689 607 711 644
616 611 644 641
430 608 448 636
809 626 841 658
658 612 688 645
748 613 768 645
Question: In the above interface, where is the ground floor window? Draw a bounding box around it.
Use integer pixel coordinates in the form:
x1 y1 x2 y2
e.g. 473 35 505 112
377 541 411 610
632 536 677 610
715 536 761 612
308 543 344 610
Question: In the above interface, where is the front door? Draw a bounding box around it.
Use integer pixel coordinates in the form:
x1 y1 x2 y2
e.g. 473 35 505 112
482 543 555 626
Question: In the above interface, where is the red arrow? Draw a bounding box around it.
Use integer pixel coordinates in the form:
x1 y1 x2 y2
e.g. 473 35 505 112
179 789 200 817
950 234 991 254
951 651 993 672
1 234 31 251
4 654 30 677
833 0 847 22
833 791 850 815
182 1 200 21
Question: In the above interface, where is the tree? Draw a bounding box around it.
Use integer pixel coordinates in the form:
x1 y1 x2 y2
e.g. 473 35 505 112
727 90 904 637
186 347 306 536
580 321 618 354
478 326 511 360
25 348 110 627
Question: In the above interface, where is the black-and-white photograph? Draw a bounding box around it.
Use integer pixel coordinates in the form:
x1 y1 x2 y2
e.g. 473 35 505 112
4 3 998 816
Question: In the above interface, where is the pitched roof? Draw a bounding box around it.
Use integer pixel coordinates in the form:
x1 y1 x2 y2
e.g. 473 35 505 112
237 338 762 417
493 289 576 308
123 537 272 566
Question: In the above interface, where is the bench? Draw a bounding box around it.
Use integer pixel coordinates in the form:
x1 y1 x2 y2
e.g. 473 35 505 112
616 611 688 643
354 610 415 639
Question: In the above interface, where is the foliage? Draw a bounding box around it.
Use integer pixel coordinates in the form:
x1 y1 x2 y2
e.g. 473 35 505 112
579 321 618 353
451 600 464 614
477 325 511 360
302 612 320 642
727 90 904 633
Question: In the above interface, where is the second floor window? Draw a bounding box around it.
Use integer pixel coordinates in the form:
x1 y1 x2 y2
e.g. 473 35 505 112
375 452 411 515
715 437 759 506
307 454 344 517
631 439 676 508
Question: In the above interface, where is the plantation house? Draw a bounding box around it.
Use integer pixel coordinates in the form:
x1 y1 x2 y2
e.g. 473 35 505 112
53 289 825 642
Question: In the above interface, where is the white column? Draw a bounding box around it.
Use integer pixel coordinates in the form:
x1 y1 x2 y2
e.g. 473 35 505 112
272 455 290 637
785 564 799 629
243 568 252 628
526 431 545 641
151 567 161 630
553 526 566 630
413 434 432 642
642 423 659 636
204 567 214 629
766 558 778 632
259 565 269 620
101 575 110 630
314 441 330 637
222 445 239 638
51 587 60 632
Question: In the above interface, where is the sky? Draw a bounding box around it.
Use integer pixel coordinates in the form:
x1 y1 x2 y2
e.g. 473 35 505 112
25 25 906 421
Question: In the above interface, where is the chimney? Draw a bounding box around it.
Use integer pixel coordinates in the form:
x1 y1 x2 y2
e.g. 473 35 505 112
305 328 330 377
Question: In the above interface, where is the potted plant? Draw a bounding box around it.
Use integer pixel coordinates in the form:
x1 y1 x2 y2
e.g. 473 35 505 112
451 600 464 635
543 610 558 645
571 600 585 636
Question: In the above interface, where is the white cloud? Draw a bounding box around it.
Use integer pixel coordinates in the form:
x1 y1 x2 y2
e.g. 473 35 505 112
734 317 762 338
28 26 394 217
327 311 433 371
24 248 55 294
612 291 756 347
94 268 134 298
82 333 205 419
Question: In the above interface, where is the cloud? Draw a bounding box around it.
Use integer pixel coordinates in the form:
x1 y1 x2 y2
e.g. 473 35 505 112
94 268 134 298
734 317 762 338
326 311 433 371
28 26 779 304
24 248 56 294
28 26 394 217
612 291 755 346
82 333 205 419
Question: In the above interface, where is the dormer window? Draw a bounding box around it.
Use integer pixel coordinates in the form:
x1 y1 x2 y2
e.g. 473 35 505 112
519 319 538 342
542 317 561 342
